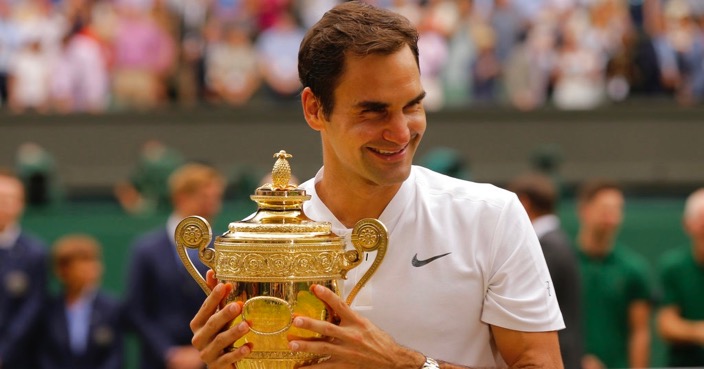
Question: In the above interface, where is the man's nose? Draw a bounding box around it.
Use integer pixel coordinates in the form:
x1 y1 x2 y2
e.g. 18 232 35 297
382 112 411 144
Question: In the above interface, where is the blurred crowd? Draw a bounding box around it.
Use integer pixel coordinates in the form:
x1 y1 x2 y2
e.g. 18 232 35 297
1 0 704 114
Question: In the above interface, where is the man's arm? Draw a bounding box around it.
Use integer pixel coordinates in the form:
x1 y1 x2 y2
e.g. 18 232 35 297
289 285 564 369
491 326 563 369
657 305 704 345
628 300 651 368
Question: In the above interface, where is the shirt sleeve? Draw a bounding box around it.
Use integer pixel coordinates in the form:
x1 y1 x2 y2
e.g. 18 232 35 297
481 194 565 332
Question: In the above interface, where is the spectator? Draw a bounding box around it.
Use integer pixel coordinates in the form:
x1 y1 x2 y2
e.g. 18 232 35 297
471 22 501 103
504 24 556 110
552 9 606 110
491 0 522 65
442 0 477 106
255 10 305 101
417 11 449 110
125 163 225 369
111 1 175 110
38 234 124 369
656 188 704 367
0 0 21 107
204 22 261 106
15 142 61 208
0 169 49 369
575 179 652 369
51 20 110 113
509 172 583 369
114 139 184 215
7 37 52 113
662 0 704 104
418 146 470 180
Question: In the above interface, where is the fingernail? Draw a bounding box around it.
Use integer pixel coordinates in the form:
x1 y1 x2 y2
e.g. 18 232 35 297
315 285 325 293
229 303 240 314
238 322 249 332
293 317 303 327
213 284 222 293
289 342 299 351
240 345 250 355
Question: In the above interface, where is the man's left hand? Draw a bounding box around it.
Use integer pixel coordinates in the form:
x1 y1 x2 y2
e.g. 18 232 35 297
287 284 424 369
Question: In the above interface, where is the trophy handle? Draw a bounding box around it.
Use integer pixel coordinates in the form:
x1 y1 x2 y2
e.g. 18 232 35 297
344 218 388 306
175 215 216 295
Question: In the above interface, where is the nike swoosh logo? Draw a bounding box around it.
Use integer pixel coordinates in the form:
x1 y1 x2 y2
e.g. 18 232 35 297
412 252 452 267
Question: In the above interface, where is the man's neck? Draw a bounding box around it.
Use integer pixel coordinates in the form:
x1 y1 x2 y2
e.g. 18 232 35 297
578 229 615 258
65 285 96 305
316 175 400 228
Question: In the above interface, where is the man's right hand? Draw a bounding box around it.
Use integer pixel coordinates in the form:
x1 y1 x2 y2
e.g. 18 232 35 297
190 270 252 369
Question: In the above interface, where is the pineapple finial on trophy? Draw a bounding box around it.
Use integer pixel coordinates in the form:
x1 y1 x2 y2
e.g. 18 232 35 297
272 150 294 190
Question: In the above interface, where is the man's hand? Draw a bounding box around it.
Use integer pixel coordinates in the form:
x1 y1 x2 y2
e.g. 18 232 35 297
189 270 252 369
287 284 424 369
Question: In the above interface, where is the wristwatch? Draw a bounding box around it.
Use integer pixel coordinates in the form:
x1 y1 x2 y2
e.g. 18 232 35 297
421 356 440 369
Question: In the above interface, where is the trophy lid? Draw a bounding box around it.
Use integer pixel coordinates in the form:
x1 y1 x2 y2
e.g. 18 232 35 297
221 150 333 239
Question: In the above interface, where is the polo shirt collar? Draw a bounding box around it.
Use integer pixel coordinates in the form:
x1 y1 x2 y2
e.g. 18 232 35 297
304 166 415 236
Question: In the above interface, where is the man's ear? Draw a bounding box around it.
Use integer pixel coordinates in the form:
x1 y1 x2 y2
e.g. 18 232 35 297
301 87 325 131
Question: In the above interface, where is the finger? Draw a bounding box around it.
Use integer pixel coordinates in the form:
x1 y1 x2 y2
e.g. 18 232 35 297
207 343 253 369
206 269 218 290
200 319 251 364
310 284 356 322
192 300 242 350
289 337 339 357
291 315 345 341
190 282 232 333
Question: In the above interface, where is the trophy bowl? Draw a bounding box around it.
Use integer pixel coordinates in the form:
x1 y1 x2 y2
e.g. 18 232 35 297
175 151 388 369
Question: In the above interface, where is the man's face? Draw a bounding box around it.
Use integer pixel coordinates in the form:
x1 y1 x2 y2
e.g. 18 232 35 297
58 256 103 291
317 46 426 188
0 176 24 230
180 180 225 221
580 188 624 235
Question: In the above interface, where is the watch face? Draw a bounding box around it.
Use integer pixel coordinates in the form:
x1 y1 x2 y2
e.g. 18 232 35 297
423 357 440 369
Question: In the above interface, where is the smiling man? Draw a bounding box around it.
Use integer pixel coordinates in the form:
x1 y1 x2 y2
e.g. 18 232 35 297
189 2 564 369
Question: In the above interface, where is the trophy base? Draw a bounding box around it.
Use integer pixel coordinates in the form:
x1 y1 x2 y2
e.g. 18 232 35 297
233 350 329 369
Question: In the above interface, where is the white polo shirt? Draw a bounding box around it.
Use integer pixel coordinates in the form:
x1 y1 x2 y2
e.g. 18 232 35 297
300 166 564 367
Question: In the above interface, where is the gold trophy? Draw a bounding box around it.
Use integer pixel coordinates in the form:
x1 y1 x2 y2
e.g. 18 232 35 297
175 150 388 369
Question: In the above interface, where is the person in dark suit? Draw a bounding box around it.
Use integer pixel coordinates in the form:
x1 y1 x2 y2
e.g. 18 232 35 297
509 172 584 369
125 163 226 369
39 234 123 369
0 169 49 369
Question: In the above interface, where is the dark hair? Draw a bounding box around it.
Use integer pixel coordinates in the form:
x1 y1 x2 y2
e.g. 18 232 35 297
298 1 419 119
577 179 622 206
508 173 557 215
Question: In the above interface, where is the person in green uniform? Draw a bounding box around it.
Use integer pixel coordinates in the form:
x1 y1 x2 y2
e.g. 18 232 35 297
656 188 704 367
575 180 653 369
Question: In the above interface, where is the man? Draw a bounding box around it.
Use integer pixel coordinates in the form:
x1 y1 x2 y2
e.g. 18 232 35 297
575 180 652 369
0 169 48 369
509 173 583 369
125 163 225 369
190 3 564 368
39 234 123 369
657 188 704 367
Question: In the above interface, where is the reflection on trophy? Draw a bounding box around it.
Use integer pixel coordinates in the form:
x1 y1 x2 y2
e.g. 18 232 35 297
175 150 388 369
